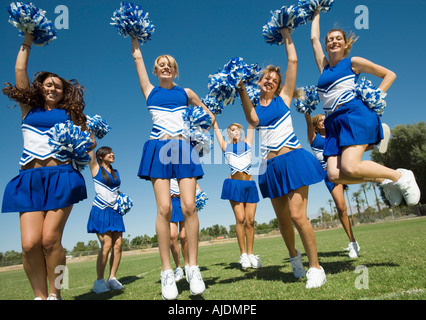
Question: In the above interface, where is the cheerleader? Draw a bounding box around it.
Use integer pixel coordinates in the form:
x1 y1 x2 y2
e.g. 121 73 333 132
237 28 327 288
305 113 359 258
87 147 125 294
1 33 92 300
130 37 214 299
213 121 261 269
310 10 420 206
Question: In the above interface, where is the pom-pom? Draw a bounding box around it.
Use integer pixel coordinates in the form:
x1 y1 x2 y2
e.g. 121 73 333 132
116 192 133 216
298 0 334 22
207 57 261 106
110 2 155 44
48 120 94 171
7 2 57 46
195 189 208 212
262 4 307 45
182 106 213 157
355 77 387 116
293 85 320 115
245 84 261 106
202 95 224 115
86 115 111 139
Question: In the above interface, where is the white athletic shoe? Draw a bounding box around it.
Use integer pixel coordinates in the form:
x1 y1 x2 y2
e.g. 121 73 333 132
395 169 421 206
161 269 178 300
306 267 326 289
347 242 360 259
107 277 124 290
289 250 306 278
187 266 206 296
381 179 403 207
248 254 262 268
92 279 110 294
375 123 391 153
174 267 184 282
47 293 60 300
239 253 251 269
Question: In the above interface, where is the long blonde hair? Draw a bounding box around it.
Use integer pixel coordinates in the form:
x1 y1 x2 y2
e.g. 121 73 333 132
325 29 358 57
153 55 179 78
227 123 244 143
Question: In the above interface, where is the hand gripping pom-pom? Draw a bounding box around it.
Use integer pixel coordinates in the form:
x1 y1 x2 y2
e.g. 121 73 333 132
293 85 320 115
116 192 133 216
195 190 208 212
110 2 155 44
262 4 307 45
48 121 94 171
355 77 387 116
298 0 334 22
182 106 213 157
7 2 57 46
86 115 111 139
207 57 261 106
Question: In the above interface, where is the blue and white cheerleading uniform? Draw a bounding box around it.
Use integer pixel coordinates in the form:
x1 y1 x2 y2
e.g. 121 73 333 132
137 86 204 180
317 58 383 158
220 142 259 203
87 168 125 234
2 108 87 213
170 178 184 223
255 97 325 199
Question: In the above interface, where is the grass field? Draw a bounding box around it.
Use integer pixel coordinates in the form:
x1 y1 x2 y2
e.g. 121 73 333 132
0 217 425 301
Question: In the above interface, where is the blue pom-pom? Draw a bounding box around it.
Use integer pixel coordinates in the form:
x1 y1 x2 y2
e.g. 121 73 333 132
262 4 307 45
202 95 224 115
110 2 155 44
298 0 334 22
355 77 387 116
7 2 57 46
182 106 213 157
116 192 133 216
293 85 320 115
245 84 261 106
207 57 261 106
195 189 208 212
86 115 111 139
48 120 94 171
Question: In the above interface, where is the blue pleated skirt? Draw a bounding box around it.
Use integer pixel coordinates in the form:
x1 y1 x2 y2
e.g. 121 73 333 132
221 179 260 203
258 148 326 199
171 196 184 223
2 163 87 213
324 100 383 158
138 139 204 180
87 205 125 234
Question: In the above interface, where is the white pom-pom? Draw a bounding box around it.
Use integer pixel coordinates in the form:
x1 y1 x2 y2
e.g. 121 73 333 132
298 0 334 22
110 2 155 44
116 192 133 216
355 77 387 116
293 85 320 115
182 106 213 157
202 95 224 115
86 115 111 139
7 2 57 46
195 189 208 212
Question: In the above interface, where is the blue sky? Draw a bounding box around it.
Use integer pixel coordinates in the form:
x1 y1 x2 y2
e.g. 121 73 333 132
0 0 424 253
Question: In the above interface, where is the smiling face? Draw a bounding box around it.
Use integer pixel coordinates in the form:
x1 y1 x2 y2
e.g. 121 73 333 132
325 30 348 57
154 55 178 81
258 71 281 96
42 76 64 108
102 150 115 165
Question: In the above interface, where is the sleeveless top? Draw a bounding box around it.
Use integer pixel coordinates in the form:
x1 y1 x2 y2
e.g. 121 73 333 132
93 168 121 210
224 141 252 175
20 108 70 166
255 96 301 160
317 58 359 117
147 86 189 139
310 132 327 169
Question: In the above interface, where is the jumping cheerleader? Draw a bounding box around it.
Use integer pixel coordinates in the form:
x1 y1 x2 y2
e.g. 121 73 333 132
310 10 420 207
1 33 92 300
237 27 327 288
130 37 214 299
213 121 261 269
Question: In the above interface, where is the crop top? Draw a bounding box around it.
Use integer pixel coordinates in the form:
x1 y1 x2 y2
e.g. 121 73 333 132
224 141 252 175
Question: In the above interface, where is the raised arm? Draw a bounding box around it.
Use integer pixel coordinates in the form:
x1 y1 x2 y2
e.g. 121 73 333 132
131 37 154 99
15 33 34 117
213 121 227 152
351 57 396 92
279 28 297 107
304 113 316 145
88 148 100 178
310 10 328 73
245 124 254 147
237 81 259 127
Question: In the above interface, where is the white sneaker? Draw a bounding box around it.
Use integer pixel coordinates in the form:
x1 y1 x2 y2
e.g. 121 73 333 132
174 267 184 282
395 169 421 206
248 254 262 268
347 242 359 258
107 277 124 290
289 250 306 278
239 253 251 269
92 279 110 294
306 267 326 289
47 293 61 300
381 179 403 207
184 264 190 281
187 266 205 295
375 123 391 153
161 269 178 300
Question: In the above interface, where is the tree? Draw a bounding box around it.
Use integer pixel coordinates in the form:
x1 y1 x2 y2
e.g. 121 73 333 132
352 191 362 218
360 183 371 208
371 122 426 204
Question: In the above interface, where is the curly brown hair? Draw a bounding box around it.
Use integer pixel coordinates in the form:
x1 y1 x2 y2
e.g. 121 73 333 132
2 71 87 129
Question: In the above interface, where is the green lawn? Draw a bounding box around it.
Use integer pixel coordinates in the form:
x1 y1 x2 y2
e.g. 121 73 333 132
0 217 425 300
